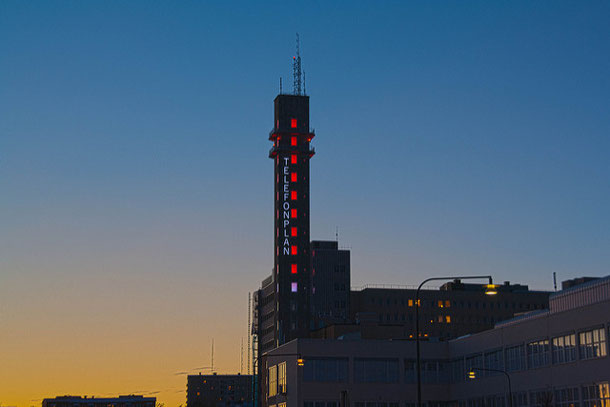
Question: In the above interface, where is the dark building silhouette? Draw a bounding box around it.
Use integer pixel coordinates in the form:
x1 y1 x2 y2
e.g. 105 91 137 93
42 396 155 407
310 240 351 328
268 94 315 347
311 280 550 340
186 373 253 407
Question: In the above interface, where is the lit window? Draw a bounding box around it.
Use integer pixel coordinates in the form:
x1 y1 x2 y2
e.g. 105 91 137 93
291 245 297 255
291 227 297 236
291 282 298 292
291 154 297 164
446 316 451 323
445 300 451 308
408 299 413 307
291 191 297 200
438 300 444 308
291 209 297 218
291 172 297 182
291 118 297 128
291 136 297 146
291 264 297 274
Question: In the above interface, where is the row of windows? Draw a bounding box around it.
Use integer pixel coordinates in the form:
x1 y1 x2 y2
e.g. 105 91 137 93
367 297 545 311
283 327 607 386
298 382 609 407
380 312 494 324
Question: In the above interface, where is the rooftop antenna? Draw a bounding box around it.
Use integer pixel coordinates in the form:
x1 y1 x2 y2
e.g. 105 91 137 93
303 70 306 95
279 77 282 94
335 226 339 242
553 272 558 291
293 33 302 95
211 339 214 373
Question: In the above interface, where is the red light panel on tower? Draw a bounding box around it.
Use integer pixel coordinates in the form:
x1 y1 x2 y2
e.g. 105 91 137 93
291 118 297 128
291 227 297 236
291 172 297 182
291 209 297 218
291 245 297 255
291 264 297 274
291 154 297 164
291 191 297 200
291 136 297 146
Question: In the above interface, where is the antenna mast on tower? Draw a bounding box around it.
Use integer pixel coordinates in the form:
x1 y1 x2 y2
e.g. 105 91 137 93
293 33 303 95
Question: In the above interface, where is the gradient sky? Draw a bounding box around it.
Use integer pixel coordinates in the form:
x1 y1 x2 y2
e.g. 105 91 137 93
1 1 609 406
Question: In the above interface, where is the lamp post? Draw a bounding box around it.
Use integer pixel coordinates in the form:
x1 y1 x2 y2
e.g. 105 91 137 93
415 276 497 407
467 367 513 407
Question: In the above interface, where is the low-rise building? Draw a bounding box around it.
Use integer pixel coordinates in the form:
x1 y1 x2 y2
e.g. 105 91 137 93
187 373 253 407
42 396 155 407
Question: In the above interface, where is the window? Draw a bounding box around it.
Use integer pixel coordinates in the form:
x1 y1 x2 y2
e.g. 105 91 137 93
582 383 610 407
465 354 483 375
291 191 297 200
529 390 554 407
291 282 297 292
291 154 297 164
291 172 297 182
291 136 297 146
451 358 465 383
513 392 528 407
277 362 286 394
527 339 550 368
405 360 416 383
484 349 504 375
579 328 607 360
552 334 576 364
291 118 297 128
505 345 525 371
422 360 449 384
555 387 580 407
268 365 277 397
354 358 399 383
303 358 348 382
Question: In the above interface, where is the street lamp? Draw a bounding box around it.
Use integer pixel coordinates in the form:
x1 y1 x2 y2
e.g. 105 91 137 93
415 275 496 407
467 367 513 407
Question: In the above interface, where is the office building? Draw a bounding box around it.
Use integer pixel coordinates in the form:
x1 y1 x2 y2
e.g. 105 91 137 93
310 240 351 328
262 276 610 407
312 280 550 341
187 373 253 407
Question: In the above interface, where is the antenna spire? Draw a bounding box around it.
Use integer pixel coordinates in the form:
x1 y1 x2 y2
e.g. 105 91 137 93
293 33 302 95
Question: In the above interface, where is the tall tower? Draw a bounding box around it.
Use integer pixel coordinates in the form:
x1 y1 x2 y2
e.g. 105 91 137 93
268 92 315 345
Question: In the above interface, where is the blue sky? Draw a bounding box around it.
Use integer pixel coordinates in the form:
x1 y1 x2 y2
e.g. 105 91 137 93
0 1 609 401
2 0 609 288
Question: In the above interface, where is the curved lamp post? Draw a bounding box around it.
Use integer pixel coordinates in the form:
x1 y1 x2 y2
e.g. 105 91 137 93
415 276 497 407
468 367 513 407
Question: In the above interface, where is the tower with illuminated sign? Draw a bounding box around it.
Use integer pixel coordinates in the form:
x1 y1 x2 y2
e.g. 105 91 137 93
268 92 315 346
